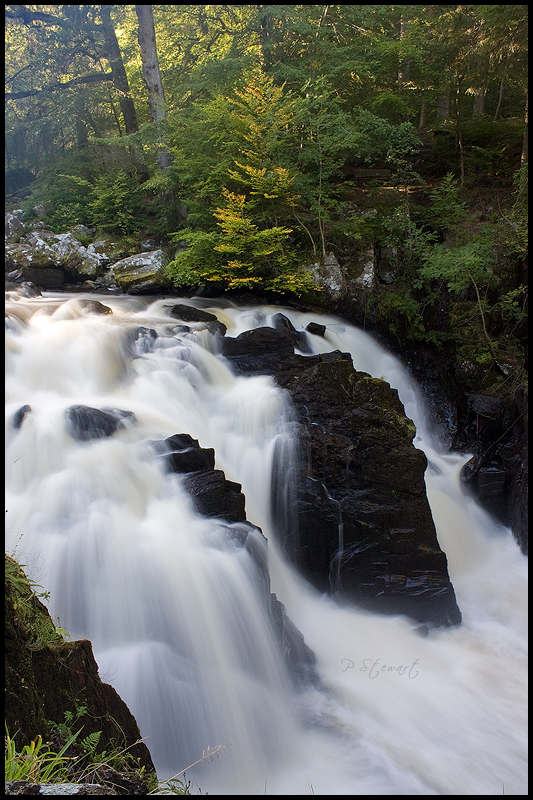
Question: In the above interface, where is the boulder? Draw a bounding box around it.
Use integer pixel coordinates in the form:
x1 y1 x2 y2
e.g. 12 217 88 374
5 210 26 244
305 252 346 301
12 404 32 429
272 312 312 353
5 229 107 285
306 321 326 337
75 299 113 315
65 406 135 441
20 266 64 289
165 304 227 335
459 385 528 553
219 325 295 372
112 250 169 293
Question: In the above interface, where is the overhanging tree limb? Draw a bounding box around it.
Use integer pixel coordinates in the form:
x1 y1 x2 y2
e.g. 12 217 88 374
5 72 114 101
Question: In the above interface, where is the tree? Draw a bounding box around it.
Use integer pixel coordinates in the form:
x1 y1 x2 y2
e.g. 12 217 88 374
135 4 171 169
5 5 138 135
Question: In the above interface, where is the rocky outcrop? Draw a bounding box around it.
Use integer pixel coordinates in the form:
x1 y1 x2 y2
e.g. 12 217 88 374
5 556 155 778
457 385 528 554
220 317 462 627
166 304 227 335
4 213 171 294
5 228 107 287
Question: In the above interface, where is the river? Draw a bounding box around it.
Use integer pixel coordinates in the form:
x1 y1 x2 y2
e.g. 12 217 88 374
5 292 528 794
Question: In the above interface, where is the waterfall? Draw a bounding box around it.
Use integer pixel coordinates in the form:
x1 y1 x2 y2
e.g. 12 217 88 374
5 292 527 795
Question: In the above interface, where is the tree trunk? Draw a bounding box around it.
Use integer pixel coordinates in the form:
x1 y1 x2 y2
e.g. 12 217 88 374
472 87 486 117
135 4 171 169
494 76 505 121
437 94 450 121
398 11 411 84
418 100 427 129
521 96 528 166
256 5 273 71
100 5 138 135
454 79 465 187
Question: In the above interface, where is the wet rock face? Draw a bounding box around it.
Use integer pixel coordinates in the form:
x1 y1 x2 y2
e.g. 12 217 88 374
458 385 528 554
220 329 461 628
279 357 461 627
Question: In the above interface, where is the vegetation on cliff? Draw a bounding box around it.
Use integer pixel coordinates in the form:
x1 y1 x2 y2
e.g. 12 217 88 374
5 553 200 794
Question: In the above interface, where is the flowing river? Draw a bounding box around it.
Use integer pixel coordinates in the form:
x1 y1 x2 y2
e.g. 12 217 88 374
5 292 528 795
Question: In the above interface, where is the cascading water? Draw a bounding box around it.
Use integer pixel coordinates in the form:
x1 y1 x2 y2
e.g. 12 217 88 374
5 292 527 795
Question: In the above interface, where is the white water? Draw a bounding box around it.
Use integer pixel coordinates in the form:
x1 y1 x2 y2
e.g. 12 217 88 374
5 293 527 795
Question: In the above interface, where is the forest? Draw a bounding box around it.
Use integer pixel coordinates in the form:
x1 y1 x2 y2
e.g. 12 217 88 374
5 4 528 397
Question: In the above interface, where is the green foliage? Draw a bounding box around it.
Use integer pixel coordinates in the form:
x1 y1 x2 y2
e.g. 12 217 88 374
5 554 65 650
5 723 82 782
425 174 467 232
167 189 316 296
89 170 147 233
373 288 448 347
167 230 223 288
21 173 94 232
497 164 528 257
417 226 497 294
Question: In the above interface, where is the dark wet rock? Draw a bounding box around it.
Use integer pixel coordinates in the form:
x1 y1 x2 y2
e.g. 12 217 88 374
13 404 31 429
20 266 64 289
129 326 158 354
154 433 216 473
281 356 461 627
306 321 326 337
272 313 312 353
5 280 41 297
458 385 528 553
220 325 295 372
270 593 317 686
225 346 461 627
166 304 227 335
167 304 218 323
183 469 246 523
65 406 135 441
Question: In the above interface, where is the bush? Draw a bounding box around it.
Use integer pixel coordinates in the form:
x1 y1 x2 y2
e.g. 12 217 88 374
89 171 147 233
22 173 94 232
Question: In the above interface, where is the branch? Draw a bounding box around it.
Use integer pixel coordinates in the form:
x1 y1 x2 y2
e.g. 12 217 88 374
5 8 67 26
6 72 113 100
466 268 499 365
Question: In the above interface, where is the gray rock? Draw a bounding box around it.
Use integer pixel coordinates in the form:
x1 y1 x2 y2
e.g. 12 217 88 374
5 211 26 244
112 250 169 293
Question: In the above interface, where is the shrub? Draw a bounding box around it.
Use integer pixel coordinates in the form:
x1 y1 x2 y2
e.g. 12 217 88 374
89 171 147 233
